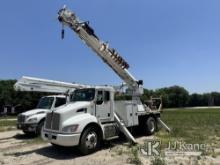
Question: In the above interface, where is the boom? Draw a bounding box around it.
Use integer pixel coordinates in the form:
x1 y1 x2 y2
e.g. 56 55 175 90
57 6 143 96
14 76 91 94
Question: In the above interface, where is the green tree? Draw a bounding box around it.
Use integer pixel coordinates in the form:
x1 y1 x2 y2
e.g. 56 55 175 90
0 80 49 114
154 86 189 108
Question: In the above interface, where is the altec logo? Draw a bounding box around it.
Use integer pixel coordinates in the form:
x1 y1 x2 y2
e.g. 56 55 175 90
140 140 161 156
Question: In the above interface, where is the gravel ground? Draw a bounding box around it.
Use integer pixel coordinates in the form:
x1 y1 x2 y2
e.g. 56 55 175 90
0 130 219 165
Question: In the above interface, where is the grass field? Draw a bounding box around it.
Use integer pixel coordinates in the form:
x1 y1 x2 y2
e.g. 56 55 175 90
0 108 219 150
0 116 16 120
0 119 17 132
155 108 220 155
0 108 219 164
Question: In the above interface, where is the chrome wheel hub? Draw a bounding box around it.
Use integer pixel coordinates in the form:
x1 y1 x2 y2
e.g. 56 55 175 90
85 132 97 149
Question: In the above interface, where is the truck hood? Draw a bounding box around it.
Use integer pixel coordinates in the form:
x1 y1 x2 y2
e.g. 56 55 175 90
54 101 92 122
21 109 49 116
55 101 91 114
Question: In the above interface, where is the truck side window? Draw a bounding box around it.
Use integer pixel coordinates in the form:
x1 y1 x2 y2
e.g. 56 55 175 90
55 98 66 108
104 91 110 101
96 91 103 105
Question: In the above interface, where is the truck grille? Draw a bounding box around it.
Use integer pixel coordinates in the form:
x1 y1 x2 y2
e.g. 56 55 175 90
51 113 60 130
45 113 52 129
45 112 60 131
17 115 26 123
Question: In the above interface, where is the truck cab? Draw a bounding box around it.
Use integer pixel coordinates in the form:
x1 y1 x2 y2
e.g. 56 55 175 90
42 87 116 154
17 95 67 135
42 87 160 155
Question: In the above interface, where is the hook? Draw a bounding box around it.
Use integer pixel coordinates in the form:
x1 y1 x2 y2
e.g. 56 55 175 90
61 24 65 39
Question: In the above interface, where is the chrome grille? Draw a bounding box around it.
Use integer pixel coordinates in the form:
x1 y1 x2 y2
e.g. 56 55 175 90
45 112 60 131
45 112 52 129
52 113 60 130
17 115 26 123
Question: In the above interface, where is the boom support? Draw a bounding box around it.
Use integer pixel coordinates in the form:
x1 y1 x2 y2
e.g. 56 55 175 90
58 7 143 96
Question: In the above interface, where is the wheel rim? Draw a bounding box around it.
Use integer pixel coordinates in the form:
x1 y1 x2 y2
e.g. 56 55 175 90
85 131 97 149
149 120 155 132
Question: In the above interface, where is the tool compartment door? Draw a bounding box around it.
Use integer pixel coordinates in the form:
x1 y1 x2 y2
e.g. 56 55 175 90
126 103 139 126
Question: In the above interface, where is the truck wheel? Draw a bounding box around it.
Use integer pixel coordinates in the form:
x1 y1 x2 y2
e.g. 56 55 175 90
145 117 156 135
36 121 44 136
79 127 100 155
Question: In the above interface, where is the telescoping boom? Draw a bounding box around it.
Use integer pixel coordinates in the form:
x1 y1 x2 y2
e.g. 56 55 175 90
57 6 143 96
14 76 91 94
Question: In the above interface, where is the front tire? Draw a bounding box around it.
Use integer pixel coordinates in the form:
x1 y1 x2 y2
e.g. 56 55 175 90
78 127 100 155
36 121 44 136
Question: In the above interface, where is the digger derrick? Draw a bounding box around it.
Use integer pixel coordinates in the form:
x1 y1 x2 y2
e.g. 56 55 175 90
57 7 143 97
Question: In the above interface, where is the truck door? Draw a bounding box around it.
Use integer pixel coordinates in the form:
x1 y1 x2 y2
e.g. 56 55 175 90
54 97 67 108
95 90 111 122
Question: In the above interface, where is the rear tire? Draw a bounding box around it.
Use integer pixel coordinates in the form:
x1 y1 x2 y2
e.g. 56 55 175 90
78 126 100 155
144 117 156 135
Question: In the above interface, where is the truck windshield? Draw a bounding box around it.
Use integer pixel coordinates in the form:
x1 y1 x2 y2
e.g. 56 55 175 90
36 97 54 109
71 88 95 102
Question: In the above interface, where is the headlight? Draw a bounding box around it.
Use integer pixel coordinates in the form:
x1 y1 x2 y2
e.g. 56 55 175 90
62 124 79 133
27 118 38 123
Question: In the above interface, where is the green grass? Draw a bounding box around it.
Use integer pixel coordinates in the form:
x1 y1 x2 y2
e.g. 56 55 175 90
0 116 16 120
155 108 220 149
127 146 142 165
0 120 16 127
0 119 17 132
151 157 166 165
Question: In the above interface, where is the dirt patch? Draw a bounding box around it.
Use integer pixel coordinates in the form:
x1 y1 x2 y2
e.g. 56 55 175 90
0 130 219 165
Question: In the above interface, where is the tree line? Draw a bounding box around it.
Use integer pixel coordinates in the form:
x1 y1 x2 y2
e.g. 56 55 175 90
142 86 220 108
0 80 220 112
0 80 50 113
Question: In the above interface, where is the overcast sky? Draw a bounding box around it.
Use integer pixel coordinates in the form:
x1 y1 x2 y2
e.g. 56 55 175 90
0 0 220 94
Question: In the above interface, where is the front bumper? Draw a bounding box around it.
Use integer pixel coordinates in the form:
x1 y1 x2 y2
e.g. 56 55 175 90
17 123 38 132
42 130 81 147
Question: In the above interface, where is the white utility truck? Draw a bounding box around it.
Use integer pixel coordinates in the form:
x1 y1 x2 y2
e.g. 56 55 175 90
17 95 66 135
15 76 90 135
40 6 170 155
